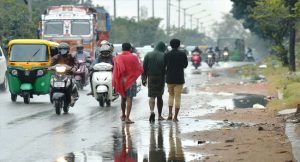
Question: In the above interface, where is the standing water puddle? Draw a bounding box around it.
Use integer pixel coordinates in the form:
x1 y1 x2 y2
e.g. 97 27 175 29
233 93 268 108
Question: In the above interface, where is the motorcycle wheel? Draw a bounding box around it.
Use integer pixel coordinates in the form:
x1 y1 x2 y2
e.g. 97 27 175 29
99 96 104 107
23 94 30 104
106 100 111 107
11 93 17 102
54 100 61 115
63 100 69 113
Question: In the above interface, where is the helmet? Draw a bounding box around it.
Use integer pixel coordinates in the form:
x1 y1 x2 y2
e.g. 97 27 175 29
76 44 84 50
99 44 112 57
58 42 70 56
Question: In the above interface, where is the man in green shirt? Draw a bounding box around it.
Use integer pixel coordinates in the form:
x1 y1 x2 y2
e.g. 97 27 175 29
142 41 167 123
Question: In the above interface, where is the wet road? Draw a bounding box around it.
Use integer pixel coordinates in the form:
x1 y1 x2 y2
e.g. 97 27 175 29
0 62 254 162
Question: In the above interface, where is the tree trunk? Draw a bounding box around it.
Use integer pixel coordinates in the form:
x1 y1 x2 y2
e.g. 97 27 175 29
288 0 297 71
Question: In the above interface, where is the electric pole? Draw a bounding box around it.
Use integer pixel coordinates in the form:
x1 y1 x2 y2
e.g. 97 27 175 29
152 0 154 18
178 0 181 28
114 0 116 19
288 0 297 71
137 0 140 22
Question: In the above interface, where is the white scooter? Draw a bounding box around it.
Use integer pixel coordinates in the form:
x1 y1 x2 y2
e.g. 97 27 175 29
92 62 119 107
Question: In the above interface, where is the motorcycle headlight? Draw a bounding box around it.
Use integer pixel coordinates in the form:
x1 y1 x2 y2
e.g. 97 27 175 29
56 66 66 73
11 69 18 76
208 55 212 58
37 69 44 76
224 52 228 56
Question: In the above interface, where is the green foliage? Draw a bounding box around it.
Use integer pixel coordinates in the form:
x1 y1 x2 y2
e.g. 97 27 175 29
0 0 36 42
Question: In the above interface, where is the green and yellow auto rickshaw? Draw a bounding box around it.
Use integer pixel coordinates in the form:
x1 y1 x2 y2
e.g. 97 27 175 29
6 39 58 104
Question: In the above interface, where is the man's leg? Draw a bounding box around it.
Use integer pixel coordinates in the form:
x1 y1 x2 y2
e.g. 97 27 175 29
120 97 126 121
157 96 164 120
125 97 134 123
167 84 175 120
149 97 155 123
87 72 94 95
173 84 183 122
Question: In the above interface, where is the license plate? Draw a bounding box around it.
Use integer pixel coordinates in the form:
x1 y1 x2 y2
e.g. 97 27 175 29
54 82 65 87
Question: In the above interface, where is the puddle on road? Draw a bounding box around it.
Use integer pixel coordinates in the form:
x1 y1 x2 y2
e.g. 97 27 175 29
233 93 268 108
53 118 227 162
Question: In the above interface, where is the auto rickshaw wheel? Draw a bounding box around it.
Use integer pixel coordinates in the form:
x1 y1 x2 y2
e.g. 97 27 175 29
0 76 7 91
11 93 17 102
23 95 30 104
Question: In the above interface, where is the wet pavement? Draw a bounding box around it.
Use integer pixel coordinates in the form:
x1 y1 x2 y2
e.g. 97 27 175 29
0 61 278 162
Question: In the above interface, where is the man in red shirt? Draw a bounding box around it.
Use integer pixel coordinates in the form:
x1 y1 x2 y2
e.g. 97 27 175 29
113 43 144 124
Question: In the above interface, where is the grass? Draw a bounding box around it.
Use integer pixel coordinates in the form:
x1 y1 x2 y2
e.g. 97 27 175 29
240 56 300 111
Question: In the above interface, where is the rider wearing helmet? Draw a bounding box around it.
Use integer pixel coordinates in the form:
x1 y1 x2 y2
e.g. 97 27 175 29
87 41 114 96
50 42 79 102
51 42 78 71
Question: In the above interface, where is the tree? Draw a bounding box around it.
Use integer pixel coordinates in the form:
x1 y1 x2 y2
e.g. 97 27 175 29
251 0 289 64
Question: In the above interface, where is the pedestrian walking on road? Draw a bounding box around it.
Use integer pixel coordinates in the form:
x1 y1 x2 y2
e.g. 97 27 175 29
142 41 167 123
164 39 188 122
113 43 144 124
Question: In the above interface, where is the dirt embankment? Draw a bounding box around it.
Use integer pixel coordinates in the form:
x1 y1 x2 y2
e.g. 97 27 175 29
184 82 295 162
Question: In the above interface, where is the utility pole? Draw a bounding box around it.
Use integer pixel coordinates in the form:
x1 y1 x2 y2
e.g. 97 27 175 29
178 0 181 28
152 0 154 18
196 18 200 31
288 0 297 71
190 14 192 29
137 0 140 22
114 0 116 19
183 9 186 29
166 0 171 35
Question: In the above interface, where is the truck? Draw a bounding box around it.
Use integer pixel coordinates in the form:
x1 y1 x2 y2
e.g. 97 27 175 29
217 37 245 61
39 5 111 59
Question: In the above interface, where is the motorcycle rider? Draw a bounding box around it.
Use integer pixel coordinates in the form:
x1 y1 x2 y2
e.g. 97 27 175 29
87 41 114 96
51 42 79 104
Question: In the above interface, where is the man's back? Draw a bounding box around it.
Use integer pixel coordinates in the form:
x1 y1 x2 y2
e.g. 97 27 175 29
164 49 188 84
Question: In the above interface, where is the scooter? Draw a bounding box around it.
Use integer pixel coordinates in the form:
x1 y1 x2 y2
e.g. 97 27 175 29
50 64 78 115
74 55 90 90
92 62 119 107
206 53 214 68
223 50 229 62
245 52 255 62
191 51 201 69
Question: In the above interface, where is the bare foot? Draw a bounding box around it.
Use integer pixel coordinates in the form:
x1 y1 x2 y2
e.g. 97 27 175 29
173 118 179 122
125 118 134 124
120 115 126 121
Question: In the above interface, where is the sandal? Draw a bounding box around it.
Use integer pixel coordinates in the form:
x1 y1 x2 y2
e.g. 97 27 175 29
158 116 165 121
167 114 173 120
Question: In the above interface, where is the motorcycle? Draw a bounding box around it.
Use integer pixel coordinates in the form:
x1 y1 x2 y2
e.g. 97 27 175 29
191 51 201 69
91 62 119 107
74 54 90 90
245 51 255 62
50 64 78 115
223 50 229 62
206 52 214 68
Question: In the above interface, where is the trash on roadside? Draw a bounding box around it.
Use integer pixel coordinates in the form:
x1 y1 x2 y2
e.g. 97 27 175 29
259 64 267 68
253 104 265 109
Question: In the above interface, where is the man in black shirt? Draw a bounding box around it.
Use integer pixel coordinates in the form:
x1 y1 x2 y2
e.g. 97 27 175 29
164 39 188 122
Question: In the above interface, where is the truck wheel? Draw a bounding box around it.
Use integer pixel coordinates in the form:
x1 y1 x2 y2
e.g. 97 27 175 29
54 100 61 115
11 94 17 102
0 76 7 91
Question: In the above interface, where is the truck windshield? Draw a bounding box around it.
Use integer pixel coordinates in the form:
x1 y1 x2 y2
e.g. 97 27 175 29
71 21 90 35
10 44 48 62
45 21 63 35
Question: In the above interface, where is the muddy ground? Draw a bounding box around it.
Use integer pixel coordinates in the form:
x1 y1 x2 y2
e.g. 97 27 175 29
182 76 295 162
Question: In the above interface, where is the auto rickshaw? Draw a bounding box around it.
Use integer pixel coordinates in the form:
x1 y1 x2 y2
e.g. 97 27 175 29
6 39 59 104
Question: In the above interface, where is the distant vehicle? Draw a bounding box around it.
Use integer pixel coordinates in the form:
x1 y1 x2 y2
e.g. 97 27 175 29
39 5 111 60
113 44 122 55
0 46 7 91
186 45 196 55
136 46 153 62
217 38 245 61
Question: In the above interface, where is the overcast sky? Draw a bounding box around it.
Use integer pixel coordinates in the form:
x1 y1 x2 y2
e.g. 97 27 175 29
92 0 233 34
